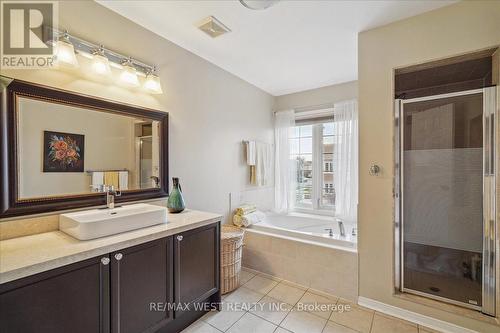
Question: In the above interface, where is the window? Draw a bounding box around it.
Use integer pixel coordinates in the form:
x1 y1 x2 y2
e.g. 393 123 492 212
290 120 335 213
290 124 313 207
322 122 335 208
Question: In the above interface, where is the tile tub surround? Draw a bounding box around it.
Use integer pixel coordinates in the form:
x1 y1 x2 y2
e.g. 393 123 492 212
242 229 358 301
185 268 442 333
0 209 221 284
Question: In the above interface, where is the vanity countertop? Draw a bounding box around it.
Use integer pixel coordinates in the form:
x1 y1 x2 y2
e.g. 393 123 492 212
0 209 222 284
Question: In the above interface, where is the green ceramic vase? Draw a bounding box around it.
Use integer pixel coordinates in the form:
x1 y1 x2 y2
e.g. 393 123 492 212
167 177 185 213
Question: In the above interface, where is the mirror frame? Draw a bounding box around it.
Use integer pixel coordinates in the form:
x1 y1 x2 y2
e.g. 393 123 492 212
0 78 169 218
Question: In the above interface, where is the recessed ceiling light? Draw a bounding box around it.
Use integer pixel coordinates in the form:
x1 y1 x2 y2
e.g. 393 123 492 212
197 16 231 38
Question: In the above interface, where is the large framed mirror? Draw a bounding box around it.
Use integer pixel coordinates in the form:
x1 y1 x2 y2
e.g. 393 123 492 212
0 77 168 218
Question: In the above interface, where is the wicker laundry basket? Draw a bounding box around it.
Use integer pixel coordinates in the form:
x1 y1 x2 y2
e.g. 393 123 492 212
221 225 245 294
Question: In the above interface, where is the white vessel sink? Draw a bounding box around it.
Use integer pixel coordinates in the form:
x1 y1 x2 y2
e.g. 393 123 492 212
59 203 167 240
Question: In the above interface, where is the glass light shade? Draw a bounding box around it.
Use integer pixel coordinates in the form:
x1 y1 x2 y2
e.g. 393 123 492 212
120 63 139 87
91 53 111 76
239 0 279 10
54 39 79 67
144 72 163 94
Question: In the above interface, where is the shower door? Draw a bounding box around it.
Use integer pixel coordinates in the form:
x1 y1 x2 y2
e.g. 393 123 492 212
395 87 497 315
139 136 153 188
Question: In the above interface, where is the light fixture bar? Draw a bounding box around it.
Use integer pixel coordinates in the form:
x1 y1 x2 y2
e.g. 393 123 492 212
45 26 155 76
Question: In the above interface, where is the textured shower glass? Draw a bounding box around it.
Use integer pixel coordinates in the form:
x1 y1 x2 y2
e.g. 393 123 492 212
402 93 483 307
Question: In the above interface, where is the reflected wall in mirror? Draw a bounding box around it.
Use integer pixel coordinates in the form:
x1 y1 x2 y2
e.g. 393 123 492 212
18 97 160 198
0 77 168 218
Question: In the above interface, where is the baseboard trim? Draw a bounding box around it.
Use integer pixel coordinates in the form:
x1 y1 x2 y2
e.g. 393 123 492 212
357 296 478 333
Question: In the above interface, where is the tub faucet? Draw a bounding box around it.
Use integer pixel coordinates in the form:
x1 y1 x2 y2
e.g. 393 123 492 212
324 228 334 237
337 219 346 237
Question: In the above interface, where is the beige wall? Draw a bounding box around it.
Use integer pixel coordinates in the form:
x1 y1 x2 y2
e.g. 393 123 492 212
274 81 357 111
0 1 274 226
358 1 500 332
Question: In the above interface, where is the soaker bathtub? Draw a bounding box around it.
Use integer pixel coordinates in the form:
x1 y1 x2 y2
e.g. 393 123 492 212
248 212 357 251
242 212 358 300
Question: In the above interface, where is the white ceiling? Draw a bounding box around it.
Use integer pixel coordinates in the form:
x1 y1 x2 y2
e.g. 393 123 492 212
97 0 455 96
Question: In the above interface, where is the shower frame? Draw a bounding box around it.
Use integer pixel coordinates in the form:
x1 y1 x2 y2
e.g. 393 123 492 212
394 87 497 316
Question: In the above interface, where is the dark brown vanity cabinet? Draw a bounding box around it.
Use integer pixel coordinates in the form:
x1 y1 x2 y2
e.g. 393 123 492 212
0 255 110 333
0 222 221 333
173 222 220 318
111 237 173 333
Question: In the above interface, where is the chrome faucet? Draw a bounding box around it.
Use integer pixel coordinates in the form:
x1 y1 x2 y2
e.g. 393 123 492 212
337 219 346 237
104 185 121 209
150 176 160 188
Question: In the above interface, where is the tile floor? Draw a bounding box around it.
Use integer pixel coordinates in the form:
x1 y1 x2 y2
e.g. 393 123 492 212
182 268 443 333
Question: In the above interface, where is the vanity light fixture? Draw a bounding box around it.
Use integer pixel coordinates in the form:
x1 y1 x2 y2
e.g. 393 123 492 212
54 31 79 68
45 27 164 94
91 45 111 76
144 66 163 94
120 57 140 87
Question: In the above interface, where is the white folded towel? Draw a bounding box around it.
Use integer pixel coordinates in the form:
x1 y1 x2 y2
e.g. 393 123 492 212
235 204 257 216
246 141 256 166
233 210 266 227
119 171 129 190
91 172 104 192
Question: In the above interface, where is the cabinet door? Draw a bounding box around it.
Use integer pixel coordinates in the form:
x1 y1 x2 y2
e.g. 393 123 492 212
174 222 220 317
111 237 173 333
0 255 110 333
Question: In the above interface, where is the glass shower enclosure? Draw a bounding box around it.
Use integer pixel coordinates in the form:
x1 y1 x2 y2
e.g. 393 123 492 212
395 87 497 316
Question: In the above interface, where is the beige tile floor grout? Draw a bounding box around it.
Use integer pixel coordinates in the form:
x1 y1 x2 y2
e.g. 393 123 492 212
367 313 375 333
243 273 325 331
183 268 442 333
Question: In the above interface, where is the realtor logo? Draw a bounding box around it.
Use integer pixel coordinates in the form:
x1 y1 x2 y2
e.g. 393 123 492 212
1 1 57 68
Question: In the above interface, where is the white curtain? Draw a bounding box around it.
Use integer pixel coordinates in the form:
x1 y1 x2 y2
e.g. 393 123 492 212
333 100 358 223
274 110 296 214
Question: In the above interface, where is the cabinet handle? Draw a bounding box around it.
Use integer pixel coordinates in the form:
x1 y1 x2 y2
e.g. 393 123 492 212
176 235 183 241
101 257 110 265
114 253 123 261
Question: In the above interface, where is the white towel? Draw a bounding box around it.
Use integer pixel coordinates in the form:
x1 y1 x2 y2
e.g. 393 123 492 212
246 141 256 166
255 142 271 186
235 204 257 216
233 210 266 227
91 172 104 192
119 171 129 190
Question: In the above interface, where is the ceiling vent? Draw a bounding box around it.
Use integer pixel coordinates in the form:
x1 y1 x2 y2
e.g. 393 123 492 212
197 16 231 38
